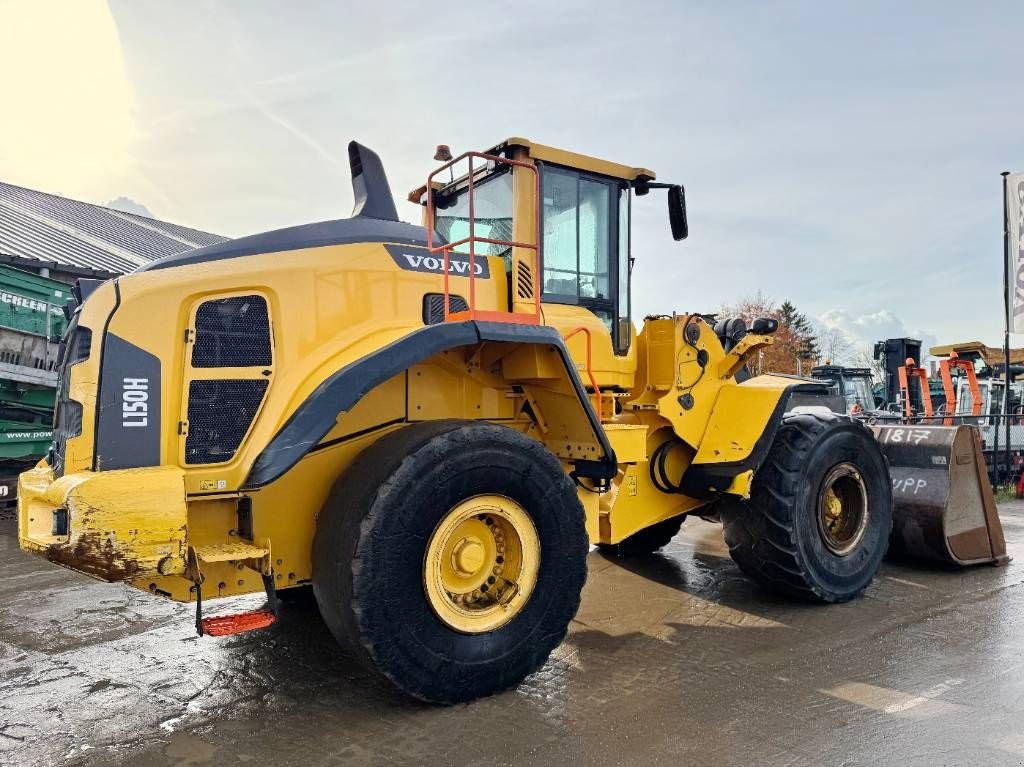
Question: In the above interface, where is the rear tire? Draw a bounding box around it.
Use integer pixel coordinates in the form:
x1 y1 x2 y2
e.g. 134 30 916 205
312 420 588 704
720 410 892 602
597 515 685 557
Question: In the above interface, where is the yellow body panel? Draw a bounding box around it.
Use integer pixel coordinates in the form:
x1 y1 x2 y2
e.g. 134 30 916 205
19 464 186 581
693 375 794 466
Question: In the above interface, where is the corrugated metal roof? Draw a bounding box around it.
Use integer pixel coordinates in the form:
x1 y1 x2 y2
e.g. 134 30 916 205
0 181 228 276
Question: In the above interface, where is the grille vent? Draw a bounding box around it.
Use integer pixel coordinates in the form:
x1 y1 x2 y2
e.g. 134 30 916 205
51 324 92 476
192 295 271 368
422 293 468 325
185 379 269 465
516 262 535 299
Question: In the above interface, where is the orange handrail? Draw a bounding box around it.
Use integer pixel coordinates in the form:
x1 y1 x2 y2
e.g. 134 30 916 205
425 150 541 325
939 351 982 425
897 357 934 420
563 327 602 421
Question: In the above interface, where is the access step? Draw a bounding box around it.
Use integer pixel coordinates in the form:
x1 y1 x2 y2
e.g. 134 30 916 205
192 542 269 563
200 610 277 636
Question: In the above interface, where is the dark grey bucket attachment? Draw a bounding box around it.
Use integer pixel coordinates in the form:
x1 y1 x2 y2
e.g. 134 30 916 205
872 424 1009 566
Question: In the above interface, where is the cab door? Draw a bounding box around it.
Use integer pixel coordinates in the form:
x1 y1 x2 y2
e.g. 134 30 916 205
539 164 631 355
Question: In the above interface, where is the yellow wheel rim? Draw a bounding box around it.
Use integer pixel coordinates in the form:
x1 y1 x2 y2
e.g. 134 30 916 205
424 494 540 633
816 463 869 556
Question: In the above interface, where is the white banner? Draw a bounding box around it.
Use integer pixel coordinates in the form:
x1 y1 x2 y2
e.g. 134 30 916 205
1009 172 1024 333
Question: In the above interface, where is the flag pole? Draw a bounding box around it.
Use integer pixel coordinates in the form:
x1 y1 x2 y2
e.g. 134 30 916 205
1003 171 1011 487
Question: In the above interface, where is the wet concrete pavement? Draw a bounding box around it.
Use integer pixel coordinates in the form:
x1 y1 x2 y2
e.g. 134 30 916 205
3 505 1024 767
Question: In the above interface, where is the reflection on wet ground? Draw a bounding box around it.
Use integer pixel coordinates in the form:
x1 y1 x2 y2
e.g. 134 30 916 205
3 505 1024 766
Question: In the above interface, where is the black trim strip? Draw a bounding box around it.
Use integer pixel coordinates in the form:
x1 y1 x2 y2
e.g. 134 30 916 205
137 218 437 273
310 416 521 454
309 417 407 453
90 279 121 472
243 321 616 489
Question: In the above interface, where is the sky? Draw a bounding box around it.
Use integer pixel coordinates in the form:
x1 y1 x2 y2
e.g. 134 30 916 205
1 0 1022 360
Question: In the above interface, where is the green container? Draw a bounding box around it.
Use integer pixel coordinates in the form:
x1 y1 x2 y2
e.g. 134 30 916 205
0 266 71 468
0 265 69 339
0 379 54 461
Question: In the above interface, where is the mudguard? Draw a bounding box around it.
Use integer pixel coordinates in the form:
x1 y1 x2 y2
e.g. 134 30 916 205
244 321 615 488
680 377 831 498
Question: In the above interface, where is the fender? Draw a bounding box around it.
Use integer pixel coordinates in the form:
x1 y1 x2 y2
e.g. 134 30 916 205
243 321 616 489
680 377 831 498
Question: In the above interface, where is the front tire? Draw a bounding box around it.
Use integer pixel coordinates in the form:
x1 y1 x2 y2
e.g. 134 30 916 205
312 420 588 704
720 410 892 602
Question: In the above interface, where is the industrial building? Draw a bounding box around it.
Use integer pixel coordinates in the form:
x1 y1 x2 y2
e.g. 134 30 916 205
0 181 225 505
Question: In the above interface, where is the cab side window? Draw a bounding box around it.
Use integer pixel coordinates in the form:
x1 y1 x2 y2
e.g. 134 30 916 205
542 168 611 301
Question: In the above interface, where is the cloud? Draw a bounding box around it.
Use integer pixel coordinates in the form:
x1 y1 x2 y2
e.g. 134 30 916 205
818 308 938 360
106 196 154 218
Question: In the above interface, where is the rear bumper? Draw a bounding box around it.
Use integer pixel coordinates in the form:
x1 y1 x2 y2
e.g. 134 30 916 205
18 464 188 582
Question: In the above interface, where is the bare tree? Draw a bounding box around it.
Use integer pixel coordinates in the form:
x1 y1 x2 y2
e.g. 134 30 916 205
817 327 855 366
849 348 884 383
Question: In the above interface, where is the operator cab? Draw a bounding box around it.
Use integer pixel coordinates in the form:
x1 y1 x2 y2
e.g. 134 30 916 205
409 138 686 356
810 365 878 414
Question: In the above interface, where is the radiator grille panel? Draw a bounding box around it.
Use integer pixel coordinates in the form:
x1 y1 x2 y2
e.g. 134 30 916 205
185 379 269 465
192 295 271 368
422 293 468 325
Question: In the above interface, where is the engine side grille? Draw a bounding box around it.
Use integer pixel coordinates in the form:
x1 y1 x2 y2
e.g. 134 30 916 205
192 295 271 368
422 293 468 325
516 261 535 300
185 379 269 465
51 323 92 476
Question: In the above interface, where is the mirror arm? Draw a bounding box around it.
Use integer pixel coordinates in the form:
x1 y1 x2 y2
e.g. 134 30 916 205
633 179 673 196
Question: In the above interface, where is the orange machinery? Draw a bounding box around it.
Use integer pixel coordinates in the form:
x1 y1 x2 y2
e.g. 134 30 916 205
897 357 934 420
938 351 982 426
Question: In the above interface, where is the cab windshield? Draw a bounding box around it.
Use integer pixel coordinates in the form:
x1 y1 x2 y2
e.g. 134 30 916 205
844 376 875 412
432 170 513 259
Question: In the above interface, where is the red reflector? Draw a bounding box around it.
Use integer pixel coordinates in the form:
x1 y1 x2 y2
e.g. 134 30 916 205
201 610 276 636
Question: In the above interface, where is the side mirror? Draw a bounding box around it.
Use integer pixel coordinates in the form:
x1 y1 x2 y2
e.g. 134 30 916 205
668 184 688 241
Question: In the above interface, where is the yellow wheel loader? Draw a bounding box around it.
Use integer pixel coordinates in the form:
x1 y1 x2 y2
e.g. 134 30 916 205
17 138 1004 704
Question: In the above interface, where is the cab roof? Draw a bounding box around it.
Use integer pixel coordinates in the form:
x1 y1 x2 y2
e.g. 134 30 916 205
408 137 656 204
497 137 656 182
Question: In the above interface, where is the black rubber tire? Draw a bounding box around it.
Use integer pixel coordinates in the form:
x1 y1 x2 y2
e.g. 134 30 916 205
719 410 892 603
275 584 314 605
597 515 685 557
312 420 588 704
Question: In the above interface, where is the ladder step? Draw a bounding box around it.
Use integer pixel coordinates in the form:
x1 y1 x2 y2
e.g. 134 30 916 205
201 610 276 636
193 542 269 563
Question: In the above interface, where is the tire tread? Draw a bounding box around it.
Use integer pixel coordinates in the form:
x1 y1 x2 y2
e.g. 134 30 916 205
720 410 889 603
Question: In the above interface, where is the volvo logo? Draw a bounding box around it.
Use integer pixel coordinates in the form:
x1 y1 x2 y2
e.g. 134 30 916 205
384 244 491 279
